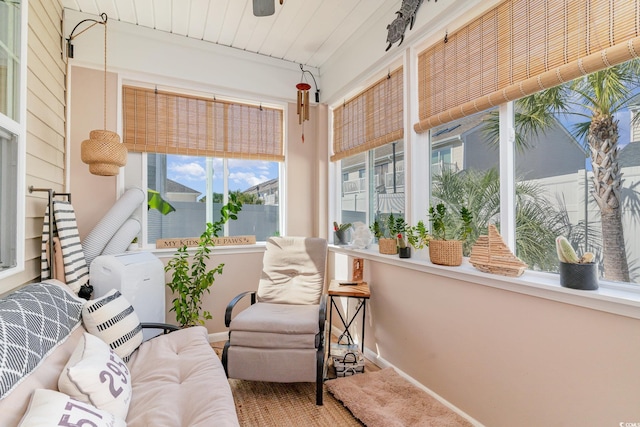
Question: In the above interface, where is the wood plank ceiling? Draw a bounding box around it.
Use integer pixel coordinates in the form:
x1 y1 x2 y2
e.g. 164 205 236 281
61 0 400 69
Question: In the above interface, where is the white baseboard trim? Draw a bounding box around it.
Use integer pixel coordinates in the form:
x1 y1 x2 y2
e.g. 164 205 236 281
328 327 484 427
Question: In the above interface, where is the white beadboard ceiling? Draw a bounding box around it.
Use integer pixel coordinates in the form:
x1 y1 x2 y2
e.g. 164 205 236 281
61 0 405 69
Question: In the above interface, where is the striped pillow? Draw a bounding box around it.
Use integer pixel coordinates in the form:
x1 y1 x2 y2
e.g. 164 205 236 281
82 289 143 362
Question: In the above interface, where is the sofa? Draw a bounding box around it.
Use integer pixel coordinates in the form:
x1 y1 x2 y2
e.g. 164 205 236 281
0 280 239 427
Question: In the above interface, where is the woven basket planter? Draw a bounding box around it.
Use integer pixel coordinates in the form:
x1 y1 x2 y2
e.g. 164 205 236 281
378 238 398 255
429 240 463 266
81 130 128 176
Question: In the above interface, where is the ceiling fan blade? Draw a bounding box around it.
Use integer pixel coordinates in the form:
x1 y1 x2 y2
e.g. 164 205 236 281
253 0 275 17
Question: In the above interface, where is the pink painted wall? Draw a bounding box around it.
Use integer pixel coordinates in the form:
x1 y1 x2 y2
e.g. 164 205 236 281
68 66 119 239
333 254 640 427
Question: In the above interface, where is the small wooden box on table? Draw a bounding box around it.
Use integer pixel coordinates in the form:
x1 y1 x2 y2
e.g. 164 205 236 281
326 280 370 378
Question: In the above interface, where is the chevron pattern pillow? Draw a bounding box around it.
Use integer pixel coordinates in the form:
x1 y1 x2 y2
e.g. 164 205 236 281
0 281 84 399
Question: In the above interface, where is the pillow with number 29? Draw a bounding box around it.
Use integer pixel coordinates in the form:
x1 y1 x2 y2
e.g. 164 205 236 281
18 389 126 427
58 332 132 420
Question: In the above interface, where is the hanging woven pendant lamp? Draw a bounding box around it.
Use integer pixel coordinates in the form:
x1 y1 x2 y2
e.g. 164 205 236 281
80 14 127 176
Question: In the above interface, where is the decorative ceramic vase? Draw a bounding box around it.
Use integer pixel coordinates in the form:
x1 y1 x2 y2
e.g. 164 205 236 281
399 247 411 258
559 261 598 290
429 240 463 266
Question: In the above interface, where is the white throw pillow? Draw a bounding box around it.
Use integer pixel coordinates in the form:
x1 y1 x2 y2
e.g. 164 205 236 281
82 289 143 361
58 332 132 420
19 389 126 427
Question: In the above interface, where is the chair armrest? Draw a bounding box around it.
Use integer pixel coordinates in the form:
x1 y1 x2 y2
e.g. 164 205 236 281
141 322 180 334
318 294 327 335
225 291 257 327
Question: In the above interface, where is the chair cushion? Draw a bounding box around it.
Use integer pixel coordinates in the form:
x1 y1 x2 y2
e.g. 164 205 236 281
257 237 327 305
229 302 320 335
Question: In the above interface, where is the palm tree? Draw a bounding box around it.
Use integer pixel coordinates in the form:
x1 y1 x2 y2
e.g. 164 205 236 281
484 59 640 282
432 167 562 269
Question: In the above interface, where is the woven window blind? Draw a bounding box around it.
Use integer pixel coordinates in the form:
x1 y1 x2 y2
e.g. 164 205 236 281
332 67 403 161
415 0 640 133
123 86 284 161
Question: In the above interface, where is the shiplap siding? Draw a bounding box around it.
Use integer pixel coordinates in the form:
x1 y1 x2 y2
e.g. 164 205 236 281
7 0 66 291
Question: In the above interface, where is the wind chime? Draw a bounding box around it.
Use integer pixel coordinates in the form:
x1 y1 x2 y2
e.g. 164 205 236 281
295 64 319 143
296 82 311 142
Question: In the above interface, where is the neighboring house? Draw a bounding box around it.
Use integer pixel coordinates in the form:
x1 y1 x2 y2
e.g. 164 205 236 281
340 140 405 223
164 179 201 203
243 178 279 205
430 110 587 180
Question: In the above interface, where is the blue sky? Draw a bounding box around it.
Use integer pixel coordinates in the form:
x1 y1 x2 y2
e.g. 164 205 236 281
166 155 278 197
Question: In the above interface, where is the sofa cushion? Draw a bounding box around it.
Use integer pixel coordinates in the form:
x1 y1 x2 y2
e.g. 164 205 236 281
58 332 132 420
126 326 239 427
18 389 126 427
0 281 84 400
82 289 143 362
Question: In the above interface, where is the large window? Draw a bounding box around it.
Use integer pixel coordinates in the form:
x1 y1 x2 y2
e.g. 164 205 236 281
513 60 640 285
147 154 280 244
414 0 640 287
123 85 284 246
0 0 23 276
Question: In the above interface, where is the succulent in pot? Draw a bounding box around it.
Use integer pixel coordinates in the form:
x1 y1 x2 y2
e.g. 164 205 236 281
556 236 598 290
427 203 473 266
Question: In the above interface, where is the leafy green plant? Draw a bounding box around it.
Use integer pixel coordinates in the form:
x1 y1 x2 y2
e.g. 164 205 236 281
428 203 473 241
407 220 431 250
370 220 383 239
165 194 242 327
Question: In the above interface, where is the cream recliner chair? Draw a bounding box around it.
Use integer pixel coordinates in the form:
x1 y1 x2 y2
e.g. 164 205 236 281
222 236 328 405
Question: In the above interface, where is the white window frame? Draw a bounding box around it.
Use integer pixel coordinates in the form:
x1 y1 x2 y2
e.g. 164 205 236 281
0 0 27 281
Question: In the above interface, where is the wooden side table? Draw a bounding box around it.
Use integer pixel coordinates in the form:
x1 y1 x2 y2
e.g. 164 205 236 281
326 280 370 377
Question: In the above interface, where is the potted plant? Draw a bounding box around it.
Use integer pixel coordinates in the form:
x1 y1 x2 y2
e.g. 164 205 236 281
333 221 352 245
165 194 242 327
556 236 598 290
407 220 432 259
371 213 406 255
428 203 473 266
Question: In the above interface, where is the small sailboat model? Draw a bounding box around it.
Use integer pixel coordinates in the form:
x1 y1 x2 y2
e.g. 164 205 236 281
469 224 528 277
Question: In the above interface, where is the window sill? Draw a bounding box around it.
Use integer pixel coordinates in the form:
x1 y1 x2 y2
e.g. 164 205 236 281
330 245 640 320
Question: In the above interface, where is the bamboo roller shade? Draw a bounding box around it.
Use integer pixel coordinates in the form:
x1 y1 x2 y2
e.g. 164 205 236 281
415 0 640 133
122 86 284 161
332 67 403 161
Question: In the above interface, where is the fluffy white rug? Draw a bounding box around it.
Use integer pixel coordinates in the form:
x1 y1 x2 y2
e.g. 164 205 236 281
326 367 473 427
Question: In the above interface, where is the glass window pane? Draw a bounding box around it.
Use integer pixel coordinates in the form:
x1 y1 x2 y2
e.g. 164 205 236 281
372 140 405 235
147 154 280 244
0 0 21 120
338 140 406 240
227 159 279 241
340 152 367 225
430 109 499 254
515 59 640 285
0 126 18 270
147 154 207 243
